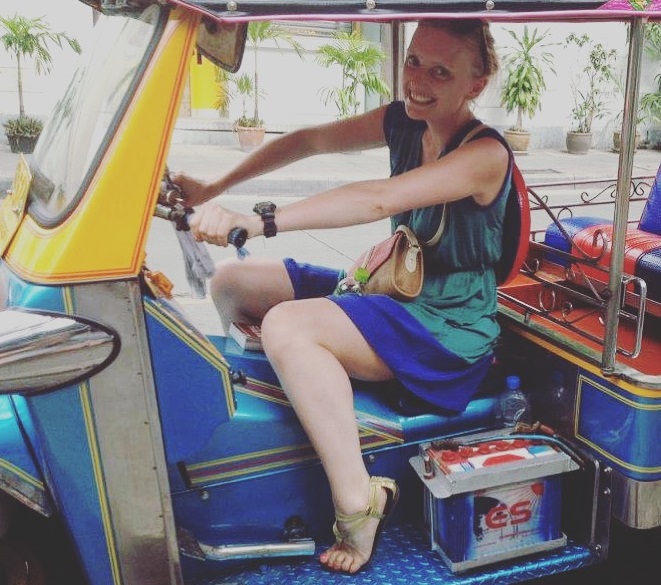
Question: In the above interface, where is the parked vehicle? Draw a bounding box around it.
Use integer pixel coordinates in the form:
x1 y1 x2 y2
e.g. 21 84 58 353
0 2 659 585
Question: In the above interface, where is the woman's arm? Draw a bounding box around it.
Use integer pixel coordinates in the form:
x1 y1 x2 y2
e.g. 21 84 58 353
190 136 509 246
172 106 388 207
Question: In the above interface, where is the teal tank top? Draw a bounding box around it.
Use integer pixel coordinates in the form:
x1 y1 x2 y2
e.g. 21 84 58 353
384 101 513 362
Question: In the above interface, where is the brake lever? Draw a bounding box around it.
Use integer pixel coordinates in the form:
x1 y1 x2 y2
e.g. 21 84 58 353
228 227 249 260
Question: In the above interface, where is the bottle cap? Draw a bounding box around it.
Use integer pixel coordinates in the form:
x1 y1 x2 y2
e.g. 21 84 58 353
506 375 520 390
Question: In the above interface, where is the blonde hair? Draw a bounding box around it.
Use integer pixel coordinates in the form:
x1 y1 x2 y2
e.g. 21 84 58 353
418 19 499 79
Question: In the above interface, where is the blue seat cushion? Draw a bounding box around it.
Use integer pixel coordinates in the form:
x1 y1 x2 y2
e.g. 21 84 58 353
639 164 661 236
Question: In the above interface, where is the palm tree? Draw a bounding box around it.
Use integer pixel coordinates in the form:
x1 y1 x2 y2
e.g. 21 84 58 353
316 29 391 119
0 14 81 119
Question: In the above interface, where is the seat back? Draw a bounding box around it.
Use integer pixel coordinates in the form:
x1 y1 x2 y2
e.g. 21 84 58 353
497 164 531 286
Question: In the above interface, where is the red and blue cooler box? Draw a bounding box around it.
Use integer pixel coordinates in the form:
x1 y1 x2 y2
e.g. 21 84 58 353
410 430 580 572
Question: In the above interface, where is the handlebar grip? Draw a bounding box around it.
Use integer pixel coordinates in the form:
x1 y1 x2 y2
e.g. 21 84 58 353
228 227 248 249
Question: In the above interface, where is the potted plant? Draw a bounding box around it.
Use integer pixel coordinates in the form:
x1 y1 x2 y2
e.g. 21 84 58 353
641 22 661 149
611 77 649 152
316 29 391 119
0 14 81 154
499 26 556 152
565 33 618 154
3 115 43 155
216 69 264 151
233 21 304 152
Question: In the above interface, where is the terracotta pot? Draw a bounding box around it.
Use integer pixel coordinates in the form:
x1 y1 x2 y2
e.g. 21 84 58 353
566 131 592 155
503 129 531 152
235 126 265 152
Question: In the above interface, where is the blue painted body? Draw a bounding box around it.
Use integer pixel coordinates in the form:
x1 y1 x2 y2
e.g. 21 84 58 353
576 371 661 481
1 2 659 583
0 266 608 583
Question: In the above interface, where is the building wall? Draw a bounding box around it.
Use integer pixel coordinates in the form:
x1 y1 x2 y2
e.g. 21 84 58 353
0 2 656 150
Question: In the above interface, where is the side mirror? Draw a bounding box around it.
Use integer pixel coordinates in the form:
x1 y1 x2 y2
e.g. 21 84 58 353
0 309 119 396
197 18 247 73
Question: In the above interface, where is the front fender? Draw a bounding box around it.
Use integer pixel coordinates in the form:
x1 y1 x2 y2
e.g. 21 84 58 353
0 395 51 516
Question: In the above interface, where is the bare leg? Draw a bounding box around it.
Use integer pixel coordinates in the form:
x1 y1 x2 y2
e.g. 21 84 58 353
261 298 395 573
209 257 294 332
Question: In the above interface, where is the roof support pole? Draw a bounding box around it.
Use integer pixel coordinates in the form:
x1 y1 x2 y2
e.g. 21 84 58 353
602 17 646 374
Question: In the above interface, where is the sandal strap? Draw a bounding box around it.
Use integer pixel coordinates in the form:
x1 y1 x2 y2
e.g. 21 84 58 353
333 476 398 540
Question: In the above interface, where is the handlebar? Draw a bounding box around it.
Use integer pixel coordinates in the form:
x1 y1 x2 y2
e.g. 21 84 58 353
157 171 249 253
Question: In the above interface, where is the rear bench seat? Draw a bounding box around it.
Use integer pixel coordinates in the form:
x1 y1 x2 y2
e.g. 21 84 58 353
544 163 661 303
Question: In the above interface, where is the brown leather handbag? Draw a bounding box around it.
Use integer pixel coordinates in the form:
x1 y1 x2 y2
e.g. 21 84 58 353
337 225 423 301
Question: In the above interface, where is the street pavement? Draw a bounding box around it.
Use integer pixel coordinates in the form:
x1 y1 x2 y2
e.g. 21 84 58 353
1 139 659 334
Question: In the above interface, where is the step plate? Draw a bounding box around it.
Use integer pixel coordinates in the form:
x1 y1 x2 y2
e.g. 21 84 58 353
192 523 599 585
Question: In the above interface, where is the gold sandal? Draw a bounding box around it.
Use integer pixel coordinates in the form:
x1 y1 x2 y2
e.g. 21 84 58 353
329 476 399 572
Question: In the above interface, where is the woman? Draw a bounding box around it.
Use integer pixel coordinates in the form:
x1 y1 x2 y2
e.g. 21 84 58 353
173 19 509 574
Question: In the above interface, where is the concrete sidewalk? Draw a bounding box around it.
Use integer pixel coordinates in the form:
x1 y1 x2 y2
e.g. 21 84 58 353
1 140 660 197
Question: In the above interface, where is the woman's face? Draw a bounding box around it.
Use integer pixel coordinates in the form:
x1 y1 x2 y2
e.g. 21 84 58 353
402 25 487 124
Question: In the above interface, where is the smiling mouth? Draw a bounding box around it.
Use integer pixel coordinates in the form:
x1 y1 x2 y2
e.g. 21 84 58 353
406 89 435 105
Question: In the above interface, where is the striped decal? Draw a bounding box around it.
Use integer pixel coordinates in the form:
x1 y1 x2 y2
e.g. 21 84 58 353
185 377 404 485
186 443 318 484
62 286 121 584
0 458 44 491
79 382 122 585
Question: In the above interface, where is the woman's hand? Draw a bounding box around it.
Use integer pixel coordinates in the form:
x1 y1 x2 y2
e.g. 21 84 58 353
188 202 261 247
170 172 218 207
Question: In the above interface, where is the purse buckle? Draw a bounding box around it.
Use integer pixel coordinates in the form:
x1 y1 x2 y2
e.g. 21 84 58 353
405 242 420 273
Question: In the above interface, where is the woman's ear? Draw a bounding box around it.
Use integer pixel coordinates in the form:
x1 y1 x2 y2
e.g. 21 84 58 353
468 76 488 100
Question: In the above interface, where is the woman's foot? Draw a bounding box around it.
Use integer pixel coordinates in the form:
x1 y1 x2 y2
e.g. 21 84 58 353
319 476 399 574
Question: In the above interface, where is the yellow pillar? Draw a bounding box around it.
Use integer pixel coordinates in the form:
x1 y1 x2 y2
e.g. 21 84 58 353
188 51 224 117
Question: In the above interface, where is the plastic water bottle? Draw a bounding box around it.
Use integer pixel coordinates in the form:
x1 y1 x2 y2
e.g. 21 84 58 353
498 375 530 427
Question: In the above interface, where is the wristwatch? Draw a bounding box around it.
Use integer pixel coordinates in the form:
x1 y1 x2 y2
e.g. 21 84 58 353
253 201 278 238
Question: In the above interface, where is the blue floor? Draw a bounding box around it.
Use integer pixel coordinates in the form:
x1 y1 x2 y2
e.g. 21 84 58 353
190 523 599 585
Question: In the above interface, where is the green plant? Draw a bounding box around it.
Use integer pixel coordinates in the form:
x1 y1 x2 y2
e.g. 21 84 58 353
316 29 390 119
608 22 660 139
565 33 618 133
3 116 43 137
500 26 556 132
640 23 661 126
641 74 661 125
0 14 81 121
216 69 264 126
238 21 304 127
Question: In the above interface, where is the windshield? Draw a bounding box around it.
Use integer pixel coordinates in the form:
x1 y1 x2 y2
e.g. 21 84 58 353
27 5 166 226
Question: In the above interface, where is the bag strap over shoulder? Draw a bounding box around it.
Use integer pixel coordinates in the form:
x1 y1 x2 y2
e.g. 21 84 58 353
420 123 491 248
458 123 489 148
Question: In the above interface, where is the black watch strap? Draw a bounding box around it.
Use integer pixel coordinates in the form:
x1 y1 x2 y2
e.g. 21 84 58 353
253 201 277 238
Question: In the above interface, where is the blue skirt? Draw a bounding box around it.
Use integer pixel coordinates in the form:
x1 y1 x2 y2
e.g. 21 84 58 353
284 258 493 413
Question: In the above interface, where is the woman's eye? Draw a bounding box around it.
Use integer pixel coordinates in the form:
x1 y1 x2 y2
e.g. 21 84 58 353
431 67 449 78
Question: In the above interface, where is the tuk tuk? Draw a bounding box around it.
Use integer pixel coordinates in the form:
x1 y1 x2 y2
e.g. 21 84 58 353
0 1 659 584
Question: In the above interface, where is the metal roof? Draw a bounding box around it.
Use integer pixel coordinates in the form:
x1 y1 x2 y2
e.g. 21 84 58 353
81 1 661 22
